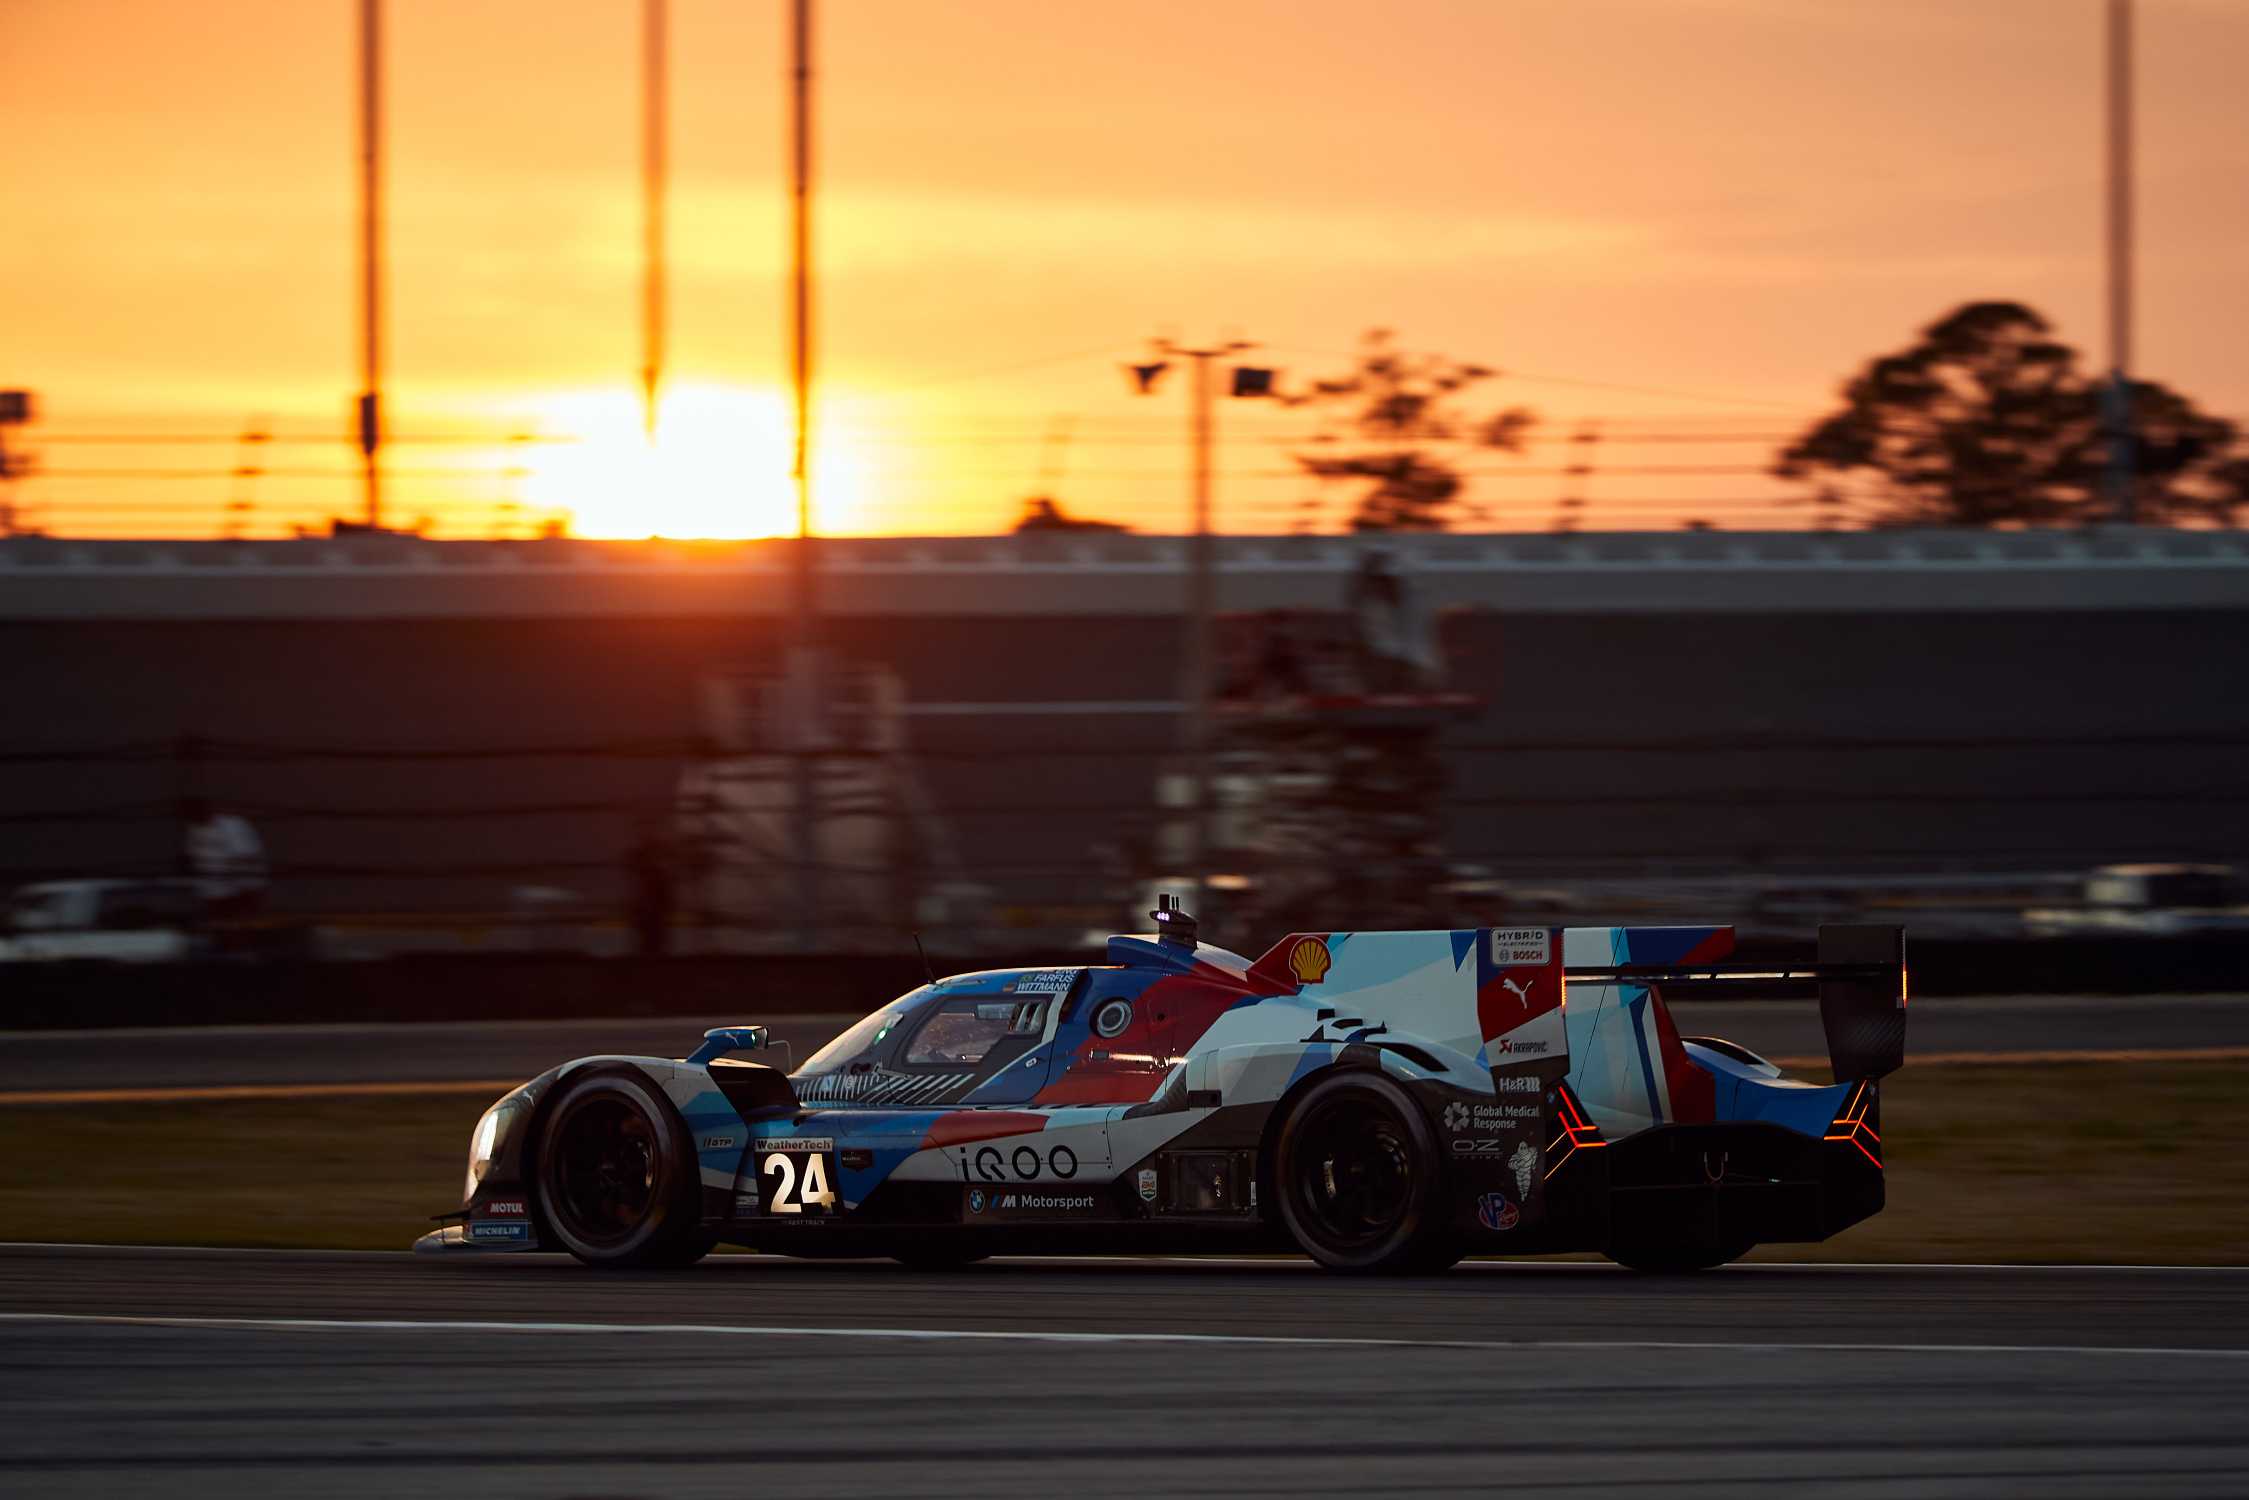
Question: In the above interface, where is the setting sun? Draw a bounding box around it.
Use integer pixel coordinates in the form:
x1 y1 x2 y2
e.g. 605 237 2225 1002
521 385 799 540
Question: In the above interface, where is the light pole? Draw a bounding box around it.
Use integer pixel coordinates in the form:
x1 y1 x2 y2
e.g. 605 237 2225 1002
2103 0 2136 525
787 0 820 949
1131 338 1268 920
641 0 668 441
355 0 384 530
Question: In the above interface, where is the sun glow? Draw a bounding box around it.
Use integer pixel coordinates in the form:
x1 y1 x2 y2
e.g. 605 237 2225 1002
520 385 822 540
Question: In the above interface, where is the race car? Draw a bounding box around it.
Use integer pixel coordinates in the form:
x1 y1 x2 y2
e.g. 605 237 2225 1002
417 899 1906 1273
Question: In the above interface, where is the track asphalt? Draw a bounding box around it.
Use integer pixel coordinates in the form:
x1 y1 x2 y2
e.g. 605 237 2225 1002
6 992 2248 1100
1 1246 2244 1498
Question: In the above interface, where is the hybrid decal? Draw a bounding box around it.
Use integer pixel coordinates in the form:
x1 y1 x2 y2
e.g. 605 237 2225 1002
1491 928 1550 967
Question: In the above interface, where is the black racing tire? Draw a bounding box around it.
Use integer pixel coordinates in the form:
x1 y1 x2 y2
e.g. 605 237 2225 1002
1272 1070 1451 1274
532 1069 711 1270
1605 1238 1752 1274
891 1243 991 1271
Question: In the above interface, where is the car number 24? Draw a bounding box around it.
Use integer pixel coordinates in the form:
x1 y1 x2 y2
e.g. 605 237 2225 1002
757 1137 840 1215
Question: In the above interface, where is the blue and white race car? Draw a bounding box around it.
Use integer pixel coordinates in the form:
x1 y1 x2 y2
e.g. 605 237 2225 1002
420 900 1905 1273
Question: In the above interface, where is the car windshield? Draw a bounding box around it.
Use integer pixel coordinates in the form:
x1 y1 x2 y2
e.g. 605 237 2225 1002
796 993 924 1076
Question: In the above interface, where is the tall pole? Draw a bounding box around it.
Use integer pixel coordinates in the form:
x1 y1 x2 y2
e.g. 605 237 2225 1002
2104 0 2136 525
641 0 668 440
788 0 820 948
1186 349 1214 920
356 0 384 529
1156 337 1249 919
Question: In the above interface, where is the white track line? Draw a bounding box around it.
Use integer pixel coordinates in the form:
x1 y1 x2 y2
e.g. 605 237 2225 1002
1 1242 2244 1272
2 1310 2243 1360
0 1013 854 1044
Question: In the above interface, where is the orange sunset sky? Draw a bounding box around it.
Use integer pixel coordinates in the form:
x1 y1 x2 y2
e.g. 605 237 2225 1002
3 0 2245 538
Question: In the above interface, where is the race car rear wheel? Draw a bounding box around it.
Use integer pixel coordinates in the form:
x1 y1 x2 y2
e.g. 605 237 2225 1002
533 1070 711 1269
1273 1071 1449 1274
1605 1237 1753 1273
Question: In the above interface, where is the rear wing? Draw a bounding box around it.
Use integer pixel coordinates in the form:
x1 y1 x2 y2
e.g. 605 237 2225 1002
1564 923 1908 1082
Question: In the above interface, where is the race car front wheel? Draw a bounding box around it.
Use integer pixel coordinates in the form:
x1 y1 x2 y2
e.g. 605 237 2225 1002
1273 1070 1451 1274
1605 1237 1752 1274
533 1070 713 1269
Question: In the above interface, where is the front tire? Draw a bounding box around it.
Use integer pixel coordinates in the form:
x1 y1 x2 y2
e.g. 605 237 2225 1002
1605 1237 1752 1273
533 1070 711 1269
1272 1070 1452 1273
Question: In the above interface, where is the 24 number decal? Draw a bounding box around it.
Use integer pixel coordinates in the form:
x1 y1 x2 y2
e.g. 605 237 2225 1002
759 1137 839 1215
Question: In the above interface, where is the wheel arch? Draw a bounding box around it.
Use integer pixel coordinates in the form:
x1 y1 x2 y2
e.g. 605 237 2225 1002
1251 1050 1451 1223
519 1059 690 1244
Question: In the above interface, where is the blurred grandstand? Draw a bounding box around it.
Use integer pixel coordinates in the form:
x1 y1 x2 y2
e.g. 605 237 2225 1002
1 526 2242 962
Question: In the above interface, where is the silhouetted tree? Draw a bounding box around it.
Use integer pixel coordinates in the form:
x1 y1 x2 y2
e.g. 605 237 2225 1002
1288 330 1535 531
1012 495 1129 534
1776 301 2246 527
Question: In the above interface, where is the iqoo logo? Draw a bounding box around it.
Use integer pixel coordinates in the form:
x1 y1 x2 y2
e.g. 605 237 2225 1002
958 1143 1080 1183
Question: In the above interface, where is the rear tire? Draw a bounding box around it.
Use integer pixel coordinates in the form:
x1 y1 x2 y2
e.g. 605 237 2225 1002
1272 1070 1451 1274
1606 1238 1752 1273
891 1243 990 1270
533 1070 711 1269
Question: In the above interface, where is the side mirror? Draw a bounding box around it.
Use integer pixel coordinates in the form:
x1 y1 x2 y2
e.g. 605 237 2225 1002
687 1025 770 1064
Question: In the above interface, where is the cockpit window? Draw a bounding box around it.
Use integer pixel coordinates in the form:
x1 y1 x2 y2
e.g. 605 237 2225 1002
903 999 1045 1068
797 994 921 1076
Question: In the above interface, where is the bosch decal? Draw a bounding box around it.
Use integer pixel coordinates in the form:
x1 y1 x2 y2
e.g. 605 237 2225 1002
1490 928 1550 967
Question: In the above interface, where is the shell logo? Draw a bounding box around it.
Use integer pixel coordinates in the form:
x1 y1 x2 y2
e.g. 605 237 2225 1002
1288 936 1333 985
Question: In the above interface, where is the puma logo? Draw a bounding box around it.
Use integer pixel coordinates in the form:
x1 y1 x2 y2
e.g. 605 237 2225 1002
1500 976 1534 1009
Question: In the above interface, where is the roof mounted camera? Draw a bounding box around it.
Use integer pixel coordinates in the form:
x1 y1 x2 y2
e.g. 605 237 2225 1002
1150 892 1199 948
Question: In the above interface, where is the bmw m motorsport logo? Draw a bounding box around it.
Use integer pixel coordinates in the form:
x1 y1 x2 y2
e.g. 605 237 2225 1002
963 1187 1101 1219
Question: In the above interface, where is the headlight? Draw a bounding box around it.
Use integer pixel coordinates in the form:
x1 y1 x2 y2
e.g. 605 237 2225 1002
464 1104 505 1200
